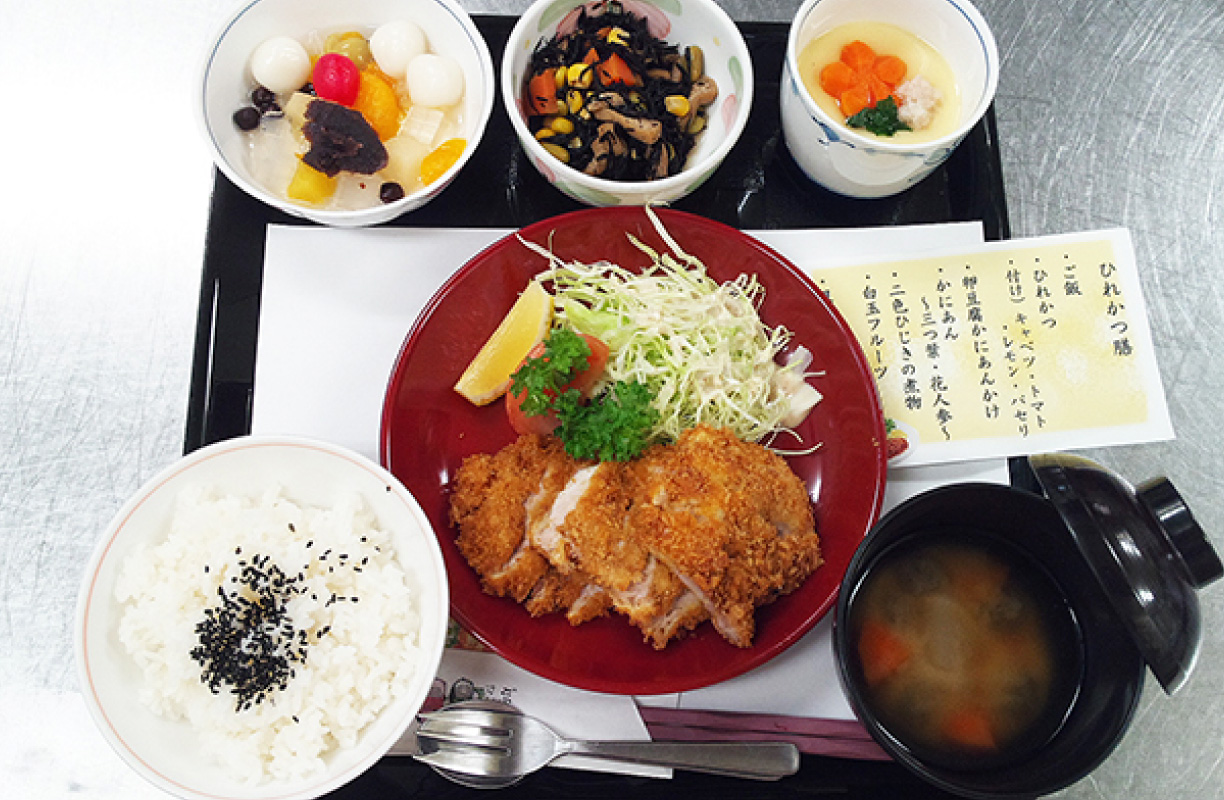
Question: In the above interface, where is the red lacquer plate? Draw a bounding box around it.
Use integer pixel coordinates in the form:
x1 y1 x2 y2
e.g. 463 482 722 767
380 207 887 695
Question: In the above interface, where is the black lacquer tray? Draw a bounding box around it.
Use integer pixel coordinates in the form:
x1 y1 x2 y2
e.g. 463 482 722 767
185 16 1010 798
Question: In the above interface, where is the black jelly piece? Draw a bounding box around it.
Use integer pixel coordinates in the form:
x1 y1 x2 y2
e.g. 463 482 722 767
301 99 388 177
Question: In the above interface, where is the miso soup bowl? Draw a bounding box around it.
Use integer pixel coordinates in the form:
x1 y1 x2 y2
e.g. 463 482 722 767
781 0 999 198
834 483 1145 800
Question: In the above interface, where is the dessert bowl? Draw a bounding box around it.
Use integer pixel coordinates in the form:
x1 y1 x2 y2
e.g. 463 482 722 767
197 0 495 226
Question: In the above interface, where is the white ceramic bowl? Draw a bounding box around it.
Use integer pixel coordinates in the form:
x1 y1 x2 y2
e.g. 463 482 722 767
502 0 754 207
780 0 998 198
75 436 449 800
198 0 495 227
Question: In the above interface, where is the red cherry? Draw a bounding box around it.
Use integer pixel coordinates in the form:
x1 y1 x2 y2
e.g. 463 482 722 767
312 53 360 106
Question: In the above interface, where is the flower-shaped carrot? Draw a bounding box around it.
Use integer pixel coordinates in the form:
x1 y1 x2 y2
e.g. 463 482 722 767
820 40 908 117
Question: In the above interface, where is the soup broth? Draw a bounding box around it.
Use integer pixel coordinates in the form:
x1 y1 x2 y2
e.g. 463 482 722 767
848 532 1082 770
797 21 960 143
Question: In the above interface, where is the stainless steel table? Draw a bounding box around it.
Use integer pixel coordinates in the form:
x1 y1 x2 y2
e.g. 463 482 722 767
2 1 1220 797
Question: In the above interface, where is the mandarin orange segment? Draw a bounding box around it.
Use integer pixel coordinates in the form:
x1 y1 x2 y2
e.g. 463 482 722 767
420 138 466 185
353 70 402 141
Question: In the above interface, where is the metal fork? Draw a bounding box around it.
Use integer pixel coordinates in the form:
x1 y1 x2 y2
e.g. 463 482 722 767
412 702 801 783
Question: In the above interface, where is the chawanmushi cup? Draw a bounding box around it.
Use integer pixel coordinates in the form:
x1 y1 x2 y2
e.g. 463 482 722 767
780 0 999 198
834 454 1222 799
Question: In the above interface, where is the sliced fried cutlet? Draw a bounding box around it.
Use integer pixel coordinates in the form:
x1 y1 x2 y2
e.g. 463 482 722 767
449 435 570 602
523 569 612 624
538 462 708 648
628 425 822 647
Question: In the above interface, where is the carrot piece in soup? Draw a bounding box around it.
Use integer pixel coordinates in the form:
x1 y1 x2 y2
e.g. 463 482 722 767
874 54 907 86
953 558 1011 607
941 707 999 751
841 40 878 72
857 618 913 685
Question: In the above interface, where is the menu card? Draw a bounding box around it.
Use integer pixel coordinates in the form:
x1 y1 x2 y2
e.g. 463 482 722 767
801 229 1173 467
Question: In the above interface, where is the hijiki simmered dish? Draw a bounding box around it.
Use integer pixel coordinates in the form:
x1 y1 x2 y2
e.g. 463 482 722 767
449 212 826 649
115 487 422 782
522 0 718 180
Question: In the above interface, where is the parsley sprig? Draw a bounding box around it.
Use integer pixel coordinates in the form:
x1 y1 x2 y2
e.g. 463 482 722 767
510 328 659 462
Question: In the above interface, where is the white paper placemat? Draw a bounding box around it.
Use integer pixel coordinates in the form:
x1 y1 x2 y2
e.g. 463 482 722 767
251 220 1004 771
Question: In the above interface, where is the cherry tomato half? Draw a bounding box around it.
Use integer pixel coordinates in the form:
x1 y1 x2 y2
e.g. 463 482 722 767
506 333 610 436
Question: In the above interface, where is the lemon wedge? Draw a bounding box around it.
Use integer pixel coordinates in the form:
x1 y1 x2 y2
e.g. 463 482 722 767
454 281 553 405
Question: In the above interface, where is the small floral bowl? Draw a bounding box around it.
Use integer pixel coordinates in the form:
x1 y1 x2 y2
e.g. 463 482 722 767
780 0 998 198
501 0 754 207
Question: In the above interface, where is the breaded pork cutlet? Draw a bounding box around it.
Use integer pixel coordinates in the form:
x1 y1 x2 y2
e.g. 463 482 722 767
448 425 821 648
447 435 570 602
535 462 709 648
628 425 823 647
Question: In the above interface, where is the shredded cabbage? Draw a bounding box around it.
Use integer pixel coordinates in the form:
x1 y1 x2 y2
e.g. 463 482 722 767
518 211 822 447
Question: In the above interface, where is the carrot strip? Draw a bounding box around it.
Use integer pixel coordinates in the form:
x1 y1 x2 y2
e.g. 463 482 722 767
597 52 638 86
528 69 558 114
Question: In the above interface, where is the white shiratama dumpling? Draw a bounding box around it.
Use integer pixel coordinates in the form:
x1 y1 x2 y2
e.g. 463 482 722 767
407 53 464 108
371 20 429 80
250 36 312 94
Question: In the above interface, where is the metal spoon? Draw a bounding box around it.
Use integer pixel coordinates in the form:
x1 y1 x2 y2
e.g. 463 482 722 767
405 700 800 787
392 701 518 788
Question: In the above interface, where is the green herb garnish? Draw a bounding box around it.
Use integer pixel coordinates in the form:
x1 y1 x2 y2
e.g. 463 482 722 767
509 328 592 417
510 328 659 461
846 97 911 137
556 380 659 462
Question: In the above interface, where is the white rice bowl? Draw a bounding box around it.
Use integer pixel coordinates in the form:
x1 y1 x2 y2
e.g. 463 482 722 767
75 437 449 800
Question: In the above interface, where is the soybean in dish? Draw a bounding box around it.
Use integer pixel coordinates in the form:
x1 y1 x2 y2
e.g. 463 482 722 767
847 533 1083 769
522 0 719 180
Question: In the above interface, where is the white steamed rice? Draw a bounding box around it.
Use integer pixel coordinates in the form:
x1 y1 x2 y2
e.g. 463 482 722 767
114 485 421 784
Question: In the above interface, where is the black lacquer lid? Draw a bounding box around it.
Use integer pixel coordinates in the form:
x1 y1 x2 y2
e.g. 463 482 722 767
1030 454 1223 694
